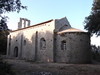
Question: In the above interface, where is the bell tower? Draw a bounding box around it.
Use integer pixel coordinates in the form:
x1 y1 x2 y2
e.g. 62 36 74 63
18 18 30 29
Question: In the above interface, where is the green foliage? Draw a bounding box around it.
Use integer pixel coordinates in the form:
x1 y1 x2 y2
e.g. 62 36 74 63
84 11 100 36
84 0 100 37
0 0 25 54
0 62 15 75
0 17 8 30
91 45 100 61
92 0 100 11
0 0 27 14
0 0 27 28
0 56 15 75
0 30 9 54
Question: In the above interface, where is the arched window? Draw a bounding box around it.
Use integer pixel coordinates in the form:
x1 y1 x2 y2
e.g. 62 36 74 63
14 46 18 57
61 40 66 50
40 38 46 50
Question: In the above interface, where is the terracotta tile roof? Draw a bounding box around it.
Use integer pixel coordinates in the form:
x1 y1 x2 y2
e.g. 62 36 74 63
58 28 85 34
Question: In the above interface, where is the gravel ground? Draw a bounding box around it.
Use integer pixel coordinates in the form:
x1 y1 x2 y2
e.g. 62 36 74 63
4 58 100 75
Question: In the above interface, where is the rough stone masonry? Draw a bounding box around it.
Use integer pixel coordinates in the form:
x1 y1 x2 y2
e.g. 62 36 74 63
6 17 91 63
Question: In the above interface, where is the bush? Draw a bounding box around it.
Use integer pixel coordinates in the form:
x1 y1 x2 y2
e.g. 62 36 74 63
0 56 15 75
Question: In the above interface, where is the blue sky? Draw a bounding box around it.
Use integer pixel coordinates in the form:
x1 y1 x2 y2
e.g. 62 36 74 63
4 0 100 46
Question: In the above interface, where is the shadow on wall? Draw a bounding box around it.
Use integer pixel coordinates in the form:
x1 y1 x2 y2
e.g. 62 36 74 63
8 29 54 62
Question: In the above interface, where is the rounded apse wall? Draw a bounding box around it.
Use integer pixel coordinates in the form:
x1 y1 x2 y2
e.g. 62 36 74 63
57 32 91 64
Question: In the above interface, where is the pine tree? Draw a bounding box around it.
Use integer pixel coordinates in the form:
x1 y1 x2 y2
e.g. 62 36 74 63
84 0 100 36
92 0 100 11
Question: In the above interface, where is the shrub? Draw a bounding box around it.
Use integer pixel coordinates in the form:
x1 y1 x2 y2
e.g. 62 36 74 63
0 56 15 75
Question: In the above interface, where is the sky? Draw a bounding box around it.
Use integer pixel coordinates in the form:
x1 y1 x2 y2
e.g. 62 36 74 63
3 0 100 46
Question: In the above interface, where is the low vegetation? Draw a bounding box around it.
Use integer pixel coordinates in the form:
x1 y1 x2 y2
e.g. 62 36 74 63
0 56 15 75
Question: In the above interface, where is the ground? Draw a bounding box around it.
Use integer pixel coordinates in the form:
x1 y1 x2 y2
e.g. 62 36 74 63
4 58 100 75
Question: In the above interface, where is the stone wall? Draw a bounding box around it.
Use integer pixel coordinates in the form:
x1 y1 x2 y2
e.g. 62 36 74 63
7 20 55 62
55 17 71 32
7 17 91 63
55 32 91 63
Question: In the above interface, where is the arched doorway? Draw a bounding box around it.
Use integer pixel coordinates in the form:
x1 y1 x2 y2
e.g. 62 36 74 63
14 46 18 57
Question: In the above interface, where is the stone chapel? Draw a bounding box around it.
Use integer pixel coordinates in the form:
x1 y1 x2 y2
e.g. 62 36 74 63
6 17 91 63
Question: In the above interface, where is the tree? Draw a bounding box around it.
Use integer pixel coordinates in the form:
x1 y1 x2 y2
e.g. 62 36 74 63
84 0 100 36
91 45 99 53
0 55 15 75
0 17 8 30
0 0 26 54
0 30 10 54
0 1 26 73
92 0 100 11
0 0 27 28
91 44 100 61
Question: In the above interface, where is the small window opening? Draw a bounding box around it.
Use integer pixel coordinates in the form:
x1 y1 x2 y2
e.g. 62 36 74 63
40 38 46 50
24 40 26 45
61 40 66 50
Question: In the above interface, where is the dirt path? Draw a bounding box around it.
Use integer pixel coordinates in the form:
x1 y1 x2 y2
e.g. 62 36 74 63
4 59 100 75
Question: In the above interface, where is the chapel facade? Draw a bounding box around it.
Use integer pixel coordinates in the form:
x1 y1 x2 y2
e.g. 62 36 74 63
6 17 91 63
